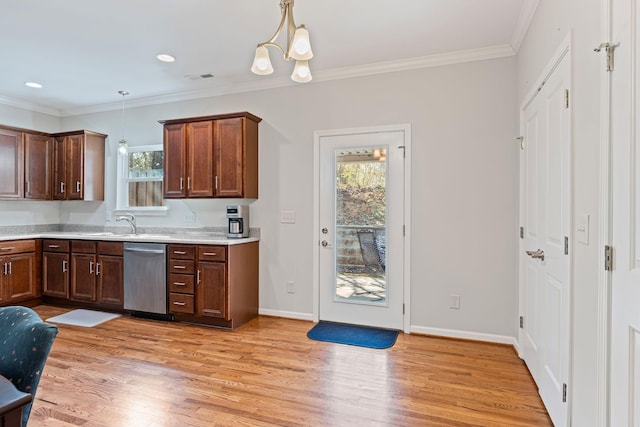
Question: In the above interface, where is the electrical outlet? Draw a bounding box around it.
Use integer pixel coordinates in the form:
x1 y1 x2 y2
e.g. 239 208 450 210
449 294 460 309
280 211 296 224
185 212 196 223
287 281 295 293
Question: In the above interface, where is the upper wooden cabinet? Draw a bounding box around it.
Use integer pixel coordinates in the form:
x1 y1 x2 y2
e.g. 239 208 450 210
161 112 261 199
0 129 23 199
0 125 106 201
24 133 53 200
52 130 106 201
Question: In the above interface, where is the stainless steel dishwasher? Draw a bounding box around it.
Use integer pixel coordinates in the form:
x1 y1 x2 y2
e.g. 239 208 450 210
123 242 169 318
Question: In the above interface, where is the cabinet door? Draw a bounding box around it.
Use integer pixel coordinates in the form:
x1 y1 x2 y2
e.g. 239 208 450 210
0 129 23 199
52 137 67 199
6 252 38 301
43 252 69 298
24 134 52 200
197 261 227 319
187 121 214 197
67 135 84 200
214 118 244 198
70 253 96 301
97 255 123 306
163 123 187 198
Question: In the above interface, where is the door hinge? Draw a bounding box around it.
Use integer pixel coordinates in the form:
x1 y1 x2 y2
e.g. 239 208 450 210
564 89 569 108
398 145 406 158
519 316 524 329
594 42 620 72
403 225 405 237
514 136 525 150
403 303 405 315
562 383 567 402
564 236 569 255
520 227 524 239
605 245 613 271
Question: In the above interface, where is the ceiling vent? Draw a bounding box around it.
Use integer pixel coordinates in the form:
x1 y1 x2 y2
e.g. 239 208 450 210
185 73 215 80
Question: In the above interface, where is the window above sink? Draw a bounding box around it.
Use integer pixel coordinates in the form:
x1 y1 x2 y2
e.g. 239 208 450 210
116 144 168 216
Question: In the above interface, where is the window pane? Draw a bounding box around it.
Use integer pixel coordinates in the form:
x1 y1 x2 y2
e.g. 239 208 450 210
128 151 164 179
128 181 164 206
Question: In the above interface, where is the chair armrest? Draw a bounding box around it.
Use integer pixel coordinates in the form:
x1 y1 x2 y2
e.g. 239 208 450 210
0 376 32 416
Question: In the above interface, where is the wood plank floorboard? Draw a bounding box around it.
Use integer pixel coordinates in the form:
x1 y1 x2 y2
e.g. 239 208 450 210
26 305 552 427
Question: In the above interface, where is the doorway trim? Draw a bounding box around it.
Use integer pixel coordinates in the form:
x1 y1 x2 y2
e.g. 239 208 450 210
313 124 412 333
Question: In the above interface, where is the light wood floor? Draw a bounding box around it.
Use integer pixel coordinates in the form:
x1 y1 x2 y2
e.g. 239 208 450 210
28 305 551 427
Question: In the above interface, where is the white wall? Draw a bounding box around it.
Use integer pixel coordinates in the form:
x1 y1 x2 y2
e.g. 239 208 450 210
56 57 520 338
517 0 602 424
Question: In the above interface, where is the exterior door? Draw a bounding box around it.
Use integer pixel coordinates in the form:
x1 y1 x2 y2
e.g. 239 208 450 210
609 0 640 424
519 49 571 426
317 128 406 330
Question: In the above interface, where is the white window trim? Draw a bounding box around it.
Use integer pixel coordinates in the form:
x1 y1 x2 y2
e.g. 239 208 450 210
116 144 169 216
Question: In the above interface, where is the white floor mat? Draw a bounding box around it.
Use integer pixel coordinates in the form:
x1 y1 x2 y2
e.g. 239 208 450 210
47 309 121 327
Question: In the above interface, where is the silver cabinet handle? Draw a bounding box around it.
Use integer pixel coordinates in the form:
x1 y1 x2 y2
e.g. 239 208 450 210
173 282 186 286
526 249 545 261
26 181 30 193
197 270 201 284
89 261 94 274
173 250 186 255
2 263 6 276
187 176 191 190
95 262 100 276
174 265 186 270
0 247 15 251
60 181 65 193
173 301 186 306
76 180 81 192
203 252 217 256
7 262 11 275
179 177 184 190
62 260 68 273
215 176 218 190
48 244 60 248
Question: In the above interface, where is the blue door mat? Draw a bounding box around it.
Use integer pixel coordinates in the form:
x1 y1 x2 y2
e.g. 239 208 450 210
307 321 399 349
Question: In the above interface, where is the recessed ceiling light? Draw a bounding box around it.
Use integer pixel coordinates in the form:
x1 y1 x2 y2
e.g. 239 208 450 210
25 82 42 89
156 54 175 63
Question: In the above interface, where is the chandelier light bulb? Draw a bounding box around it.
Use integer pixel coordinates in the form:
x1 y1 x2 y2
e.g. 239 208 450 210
291 60 312 82
289 26 313 60
251 46 274 75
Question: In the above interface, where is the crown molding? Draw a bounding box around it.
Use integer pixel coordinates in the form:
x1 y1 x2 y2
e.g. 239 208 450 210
26 44 516 117
511 0 540 53
0 94 62 117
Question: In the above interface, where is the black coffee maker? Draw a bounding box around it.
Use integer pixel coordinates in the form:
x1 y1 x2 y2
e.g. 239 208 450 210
226 205 250 238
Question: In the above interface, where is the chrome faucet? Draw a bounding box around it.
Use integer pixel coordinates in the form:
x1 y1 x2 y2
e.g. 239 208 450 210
116 214 137 234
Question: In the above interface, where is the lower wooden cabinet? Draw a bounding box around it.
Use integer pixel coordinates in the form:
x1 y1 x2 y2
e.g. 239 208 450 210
0 240 40 305
69 241 124 307
168 242 258 329
42 239 70 299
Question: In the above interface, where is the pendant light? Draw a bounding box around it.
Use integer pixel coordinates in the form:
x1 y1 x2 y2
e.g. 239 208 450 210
118 90 129 154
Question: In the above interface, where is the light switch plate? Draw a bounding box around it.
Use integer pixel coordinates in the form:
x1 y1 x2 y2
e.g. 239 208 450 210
577 213 589 245
280 211 296 224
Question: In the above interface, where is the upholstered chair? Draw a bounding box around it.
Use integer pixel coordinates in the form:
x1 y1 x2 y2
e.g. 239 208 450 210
0 306 58 427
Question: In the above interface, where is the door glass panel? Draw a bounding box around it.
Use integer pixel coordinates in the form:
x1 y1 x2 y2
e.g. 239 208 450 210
335 146 387 305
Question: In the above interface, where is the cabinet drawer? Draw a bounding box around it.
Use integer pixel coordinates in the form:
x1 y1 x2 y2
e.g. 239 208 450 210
97 241 123 256
43 239 69 253
169 274 194 294
198 245 226 262
169 259 195 274
169 293 194 314
168 244 195 260
0 240 36 255
71 240 97 254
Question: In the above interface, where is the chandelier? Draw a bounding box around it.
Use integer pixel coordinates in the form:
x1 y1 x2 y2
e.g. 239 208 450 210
251 0 313 83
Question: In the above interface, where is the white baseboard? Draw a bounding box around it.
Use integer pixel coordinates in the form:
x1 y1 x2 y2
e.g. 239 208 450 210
259 308 314 321
411 325 519 349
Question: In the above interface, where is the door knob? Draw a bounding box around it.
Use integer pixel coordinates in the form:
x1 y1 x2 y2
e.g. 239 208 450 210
526 249 545 261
